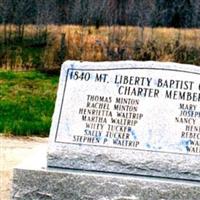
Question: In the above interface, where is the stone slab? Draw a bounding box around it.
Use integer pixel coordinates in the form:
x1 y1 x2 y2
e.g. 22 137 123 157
48 61 200 180
12 152 200 200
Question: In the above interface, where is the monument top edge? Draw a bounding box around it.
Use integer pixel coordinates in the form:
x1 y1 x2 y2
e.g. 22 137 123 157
61 60 200 73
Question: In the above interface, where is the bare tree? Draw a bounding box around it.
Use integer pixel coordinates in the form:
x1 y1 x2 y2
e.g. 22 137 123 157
12 0 36 41
36 0 57 40
0 0 13 43
131 0 155 42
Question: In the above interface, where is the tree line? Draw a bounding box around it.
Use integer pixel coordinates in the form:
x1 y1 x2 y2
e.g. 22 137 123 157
0 0 199 28
1 0 200 70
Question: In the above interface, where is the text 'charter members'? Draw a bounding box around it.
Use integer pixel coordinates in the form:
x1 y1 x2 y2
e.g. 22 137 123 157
114 74 200 102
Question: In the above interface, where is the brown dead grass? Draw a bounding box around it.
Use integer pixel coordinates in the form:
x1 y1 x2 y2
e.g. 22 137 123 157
2 24 199 48
1 25 200 68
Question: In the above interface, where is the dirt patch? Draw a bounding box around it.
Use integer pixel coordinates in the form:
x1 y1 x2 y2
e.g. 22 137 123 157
0 135 48 200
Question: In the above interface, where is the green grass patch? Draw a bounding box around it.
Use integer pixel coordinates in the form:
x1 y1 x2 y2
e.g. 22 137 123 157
0 70 59 136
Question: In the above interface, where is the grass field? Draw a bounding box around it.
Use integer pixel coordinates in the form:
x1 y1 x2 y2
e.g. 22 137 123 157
0 70 58 136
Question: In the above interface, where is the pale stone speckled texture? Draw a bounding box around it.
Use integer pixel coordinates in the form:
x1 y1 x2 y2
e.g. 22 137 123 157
48 61 200 180
48 144 200 181
12 158 200 200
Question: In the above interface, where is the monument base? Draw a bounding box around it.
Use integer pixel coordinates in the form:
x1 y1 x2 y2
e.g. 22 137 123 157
12 150 200 200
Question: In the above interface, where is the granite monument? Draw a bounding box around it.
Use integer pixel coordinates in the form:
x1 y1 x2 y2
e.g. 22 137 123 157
12 61 200 199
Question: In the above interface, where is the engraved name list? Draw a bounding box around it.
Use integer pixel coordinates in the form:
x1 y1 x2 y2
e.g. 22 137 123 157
54 64 200 155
